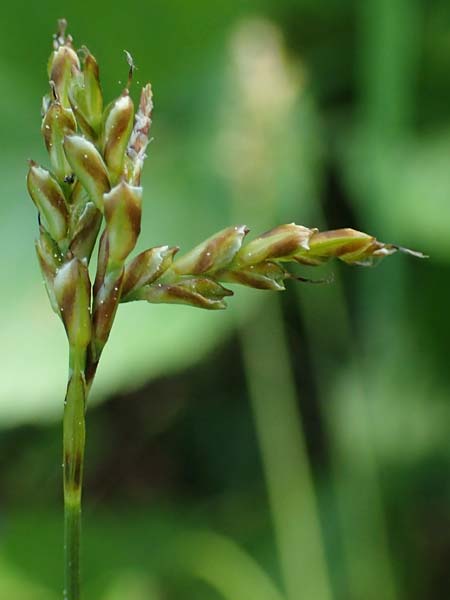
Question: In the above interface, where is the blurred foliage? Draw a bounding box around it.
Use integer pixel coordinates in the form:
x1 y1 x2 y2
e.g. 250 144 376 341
0 0 449 598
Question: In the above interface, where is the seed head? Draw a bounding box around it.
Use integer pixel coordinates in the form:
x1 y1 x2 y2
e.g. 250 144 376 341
69 202 102 263
69 47 103 138
171 225 249 276
63 134 110 210
54 257 92 348
92 265 124 357
27 162 68 242
219 261 288 291
295 228 404 266
48 45 80 108
103 91 135 183
236 224 313 266
41 101 76 181
122 246 179 299
103 181 142 263
35 227 64 314
26 19 426 404
126 84 153 185
131 277 234 310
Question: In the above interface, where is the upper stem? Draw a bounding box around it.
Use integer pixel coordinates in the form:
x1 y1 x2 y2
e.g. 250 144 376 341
63 346 87 600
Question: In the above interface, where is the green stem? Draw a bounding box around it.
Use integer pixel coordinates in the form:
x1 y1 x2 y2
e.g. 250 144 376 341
64 503 82 600
63 347 87 600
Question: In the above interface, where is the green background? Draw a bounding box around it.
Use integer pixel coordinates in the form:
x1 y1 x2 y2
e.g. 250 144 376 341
0 0 448 598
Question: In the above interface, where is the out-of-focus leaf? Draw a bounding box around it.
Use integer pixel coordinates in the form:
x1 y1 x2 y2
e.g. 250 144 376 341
1 509 281 600
102 572 160 600
0 557 57 600
343 130 450 259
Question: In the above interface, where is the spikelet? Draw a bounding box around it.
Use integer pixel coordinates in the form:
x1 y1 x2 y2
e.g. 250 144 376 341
26 19 425 381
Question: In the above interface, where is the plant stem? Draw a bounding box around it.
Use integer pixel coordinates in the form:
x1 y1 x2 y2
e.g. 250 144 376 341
64 502 82 600
63 347 87 600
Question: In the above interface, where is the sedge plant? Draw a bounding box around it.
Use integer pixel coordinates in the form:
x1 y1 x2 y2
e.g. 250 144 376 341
26 20 424 600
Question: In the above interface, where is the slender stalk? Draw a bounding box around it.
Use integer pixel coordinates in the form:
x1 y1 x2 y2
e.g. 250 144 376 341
64 503 82 600
63 347 87 600
238 297 332 600
296 280 399 600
